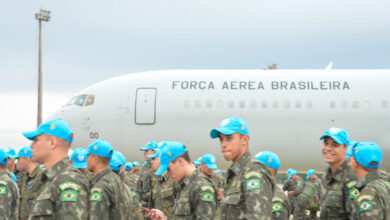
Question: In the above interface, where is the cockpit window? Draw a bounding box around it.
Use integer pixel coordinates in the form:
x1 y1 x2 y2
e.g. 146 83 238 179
66 94 94 106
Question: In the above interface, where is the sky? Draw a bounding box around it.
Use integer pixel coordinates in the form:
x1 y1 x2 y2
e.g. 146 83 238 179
1 0 390 149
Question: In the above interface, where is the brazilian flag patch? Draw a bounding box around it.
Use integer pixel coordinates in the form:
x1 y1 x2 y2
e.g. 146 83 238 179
202 192 214 202
359 201 372 212
272 202 283 212
246 179 260 190
61 190 78 202
349 189 360 199
91 192 102 201
0 187 6 195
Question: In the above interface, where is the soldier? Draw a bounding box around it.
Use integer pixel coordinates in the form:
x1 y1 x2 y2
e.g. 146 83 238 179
192 157 203 168
286 170 319 220
148 141 217 219
70 148 95 182
349 142 390 219
147 142 177 218
137 141 158 207
22 118 89 219
0 148 20 219
125 161 134 173
133 161 141 175
4 147 23 188
319 127 358 219
256 151 291 220
306 169 322 202
16 146 45 220
124 161 143 220
198 154 225 219
87 140 130 219
210 117 275 219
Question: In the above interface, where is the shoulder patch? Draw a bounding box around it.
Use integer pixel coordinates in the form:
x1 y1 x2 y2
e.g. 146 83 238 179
246 179 261 190
272 203 283 212
349 189 360 199
202 192 214 202
90 192 102 201
0 187 6 195
91 187 103 193
359 200 372 212
244 171 262 179
61 190 78 202
0 180 7 186
272 196 284 203
346 180 357 188
200 185 215 193
59 182 80 191
357 194 375 203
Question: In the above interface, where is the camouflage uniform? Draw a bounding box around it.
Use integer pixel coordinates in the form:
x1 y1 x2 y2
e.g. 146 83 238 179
150 174 177 218
89 168 131 220
207 172 225 220
122 172 143 220
220 151 275 220
20 165 45 220
272 185 291 220
353 170 390 219
79 168 95 183
0 170 20 219
28 158 89 219
138 163 158 205
173 168 217 219
320 160 358 220
283 178 297 215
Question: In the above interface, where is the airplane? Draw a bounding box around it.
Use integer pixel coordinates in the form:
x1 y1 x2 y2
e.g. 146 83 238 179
47 69 390 171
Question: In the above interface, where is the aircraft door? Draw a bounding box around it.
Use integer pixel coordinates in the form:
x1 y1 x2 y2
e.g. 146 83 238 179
135 88 157 124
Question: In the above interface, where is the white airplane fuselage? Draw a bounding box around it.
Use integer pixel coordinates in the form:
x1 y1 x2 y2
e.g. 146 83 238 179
49 69 390 171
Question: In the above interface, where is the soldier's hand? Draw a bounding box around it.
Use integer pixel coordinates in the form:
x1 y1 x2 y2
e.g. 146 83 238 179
148 209 167 220
287 191 294 196
218 189 224 200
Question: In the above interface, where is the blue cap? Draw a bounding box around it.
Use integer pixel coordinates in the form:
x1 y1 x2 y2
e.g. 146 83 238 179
142 161 148 166
202 154 218 169
353 142 382 168
140 141 159 151
148 141 169 159
0 149 8 165
4 147 19 159
113 151 126 165
286 168 294 174
155 141 187 176
133 161 141 166
124 162 133 170
320 127 351 145
17 146 33 158
87 140 113 158
71 148 88 169
109 153 122 171
346 141 358 159
255 151 281 170
214 169 222 174
192 157 203 166
288 170 298 180
23 119 73 143
210 117 249 139
306 169 316 179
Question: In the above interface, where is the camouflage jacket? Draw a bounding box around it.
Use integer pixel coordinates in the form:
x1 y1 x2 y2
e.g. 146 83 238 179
137 162 156 204
28 158 89 220
89 168 131 220
353 170 390 220
0 170 20 220
320 160 358 220
272 184 290 220
150 174 177 218
20 165 45 220
121 172 143 220
220 151 275 220
173 168 217 219
80 168 95 183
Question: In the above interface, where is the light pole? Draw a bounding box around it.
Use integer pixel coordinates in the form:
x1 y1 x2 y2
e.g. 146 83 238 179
35 9 50 127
